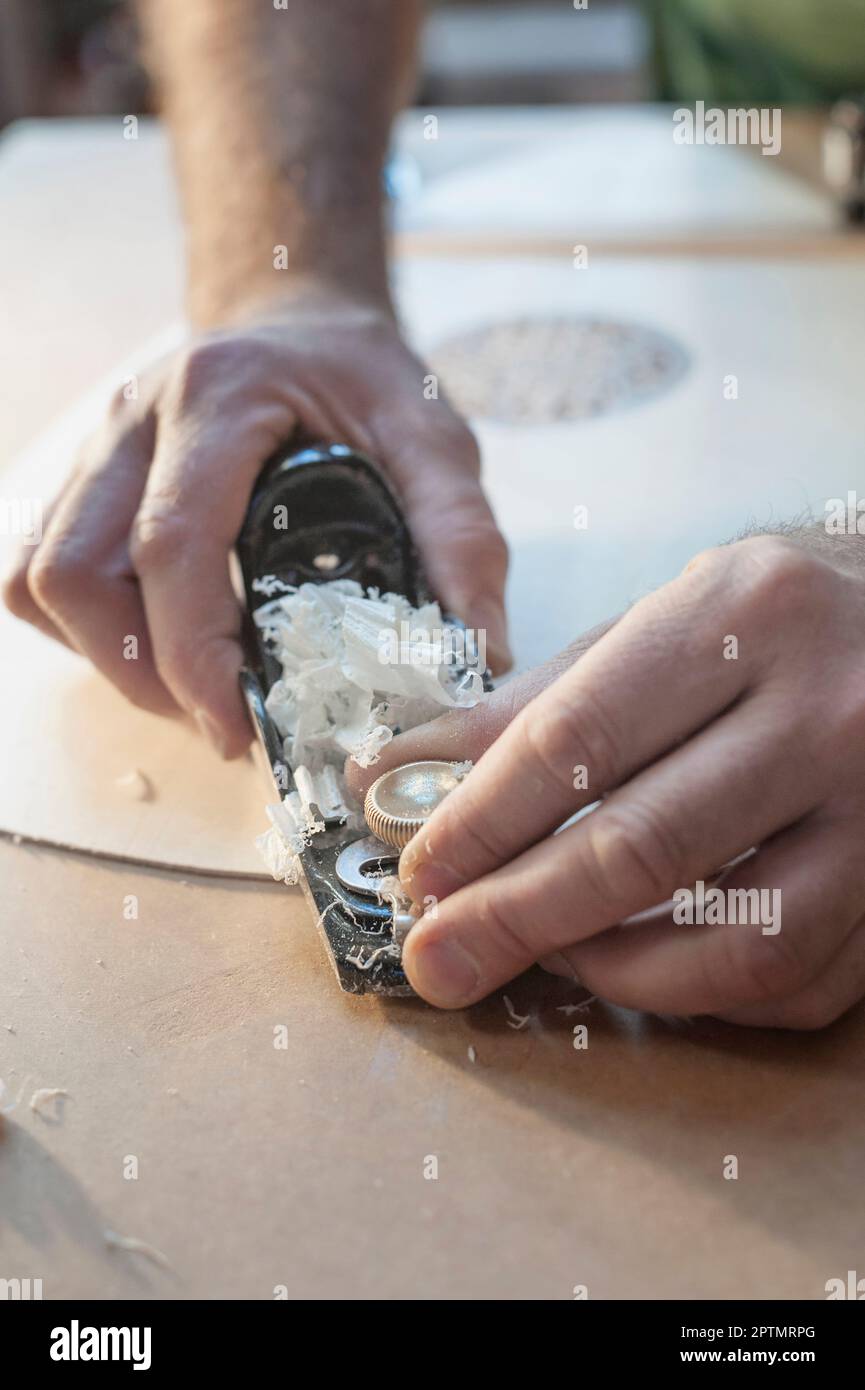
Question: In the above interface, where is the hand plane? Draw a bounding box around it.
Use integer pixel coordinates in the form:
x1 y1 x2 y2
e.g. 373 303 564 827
236 443 484 997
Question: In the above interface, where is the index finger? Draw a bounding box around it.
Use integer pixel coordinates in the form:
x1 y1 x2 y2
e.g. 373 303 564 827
398 544 772 907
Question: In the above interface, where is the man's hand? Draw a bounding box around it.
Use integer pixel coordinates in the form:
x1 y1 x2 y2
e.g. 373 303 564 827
350 535 865 1030
2 0 510 756
3 292 509 757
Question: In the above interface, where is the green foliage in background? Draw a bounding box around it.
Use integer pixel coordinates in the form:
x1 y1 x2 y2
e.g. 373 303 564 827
648 0 865 103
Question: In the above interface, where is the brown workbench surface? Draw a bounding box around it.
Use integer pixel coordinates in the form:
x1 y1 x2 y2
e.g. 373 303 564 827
2 115 863 1301
3 838 863 1300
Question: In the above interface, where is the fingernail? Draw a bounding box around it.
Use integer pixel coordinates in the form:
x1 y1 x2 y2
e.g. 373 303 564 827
486 638 513 675
193 708 229 759
407 936 480 1007
468 601 511 674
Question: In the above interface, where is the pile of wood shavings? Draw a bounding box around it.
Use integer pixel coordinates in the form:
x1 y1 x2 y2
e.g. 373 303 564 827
430 317 690 424
254 579 483 886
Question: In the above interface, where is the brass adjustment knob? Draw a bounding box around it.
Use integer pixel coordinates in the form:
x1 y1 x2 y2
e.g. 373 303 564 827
364 760 466 850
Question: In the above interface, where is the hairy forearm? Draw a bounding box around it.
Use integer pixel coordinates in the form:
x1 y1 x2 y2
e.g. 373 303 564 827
138 0 421 325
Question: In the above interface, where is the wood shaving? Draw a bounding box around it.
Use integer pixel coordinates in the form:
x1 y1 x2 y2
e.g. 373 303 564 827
29 1086 69 1118
467 1045 477 1063
346 942 401 971
104 1229 171 1270
254 581 485 883
557 997 597 1016
502 995 531 1030
115 769 154 801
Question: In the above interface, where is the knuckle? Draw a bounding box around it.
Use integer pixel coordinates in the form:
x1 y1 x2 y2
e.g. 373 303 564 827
681 545 728 586
734 536 824 616
169 338 242 408
527 685 623 795
2 563 36 619
474 886 538 968
440 794 511 878
129 508 187 571
28 545 89 607
582 800 684 914
722 924 812 1006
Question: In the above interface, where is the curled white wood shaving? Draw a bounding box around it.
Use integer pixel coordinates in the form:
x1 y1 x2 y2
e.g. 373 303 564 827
104 1229 172 1270
374 872 414 930
557 997 597 1016
467 1045 477 1063
502 995 531 1031
255 581 480 773
115 769 154 801
254 580 483 882
346 942 401 971
29 1087 69 1118
252 574 291 598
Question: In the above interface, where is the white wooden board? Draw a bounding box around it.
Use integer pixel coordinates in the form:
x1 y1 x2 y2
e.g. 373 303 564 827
2 256 864 870
397 106 836 239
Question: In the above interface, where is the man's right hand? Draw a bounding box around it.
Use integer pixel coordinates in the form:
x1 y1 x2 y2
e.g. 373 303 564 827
3 287 510 757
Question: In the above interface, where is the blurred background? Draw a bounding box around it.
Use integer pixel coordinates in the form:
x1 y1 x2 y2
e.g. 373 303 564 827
4 0 865 128
0 1 644 127
0 1 646 128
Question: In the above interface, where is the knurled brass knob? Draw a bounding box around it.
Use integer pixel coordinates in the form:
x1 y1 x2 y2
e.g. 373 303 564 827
363 760 466 850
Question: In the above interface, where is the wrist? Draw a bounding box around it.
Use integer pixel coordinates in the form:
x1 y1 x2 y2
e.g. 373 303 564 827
187 206 393 329
192 270 396 334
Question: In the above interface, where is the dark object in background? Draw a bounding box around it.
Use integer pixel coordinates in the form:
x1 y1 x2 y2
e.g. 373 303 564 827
0 0 149 127
0 0 648 131
824 96 865 224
